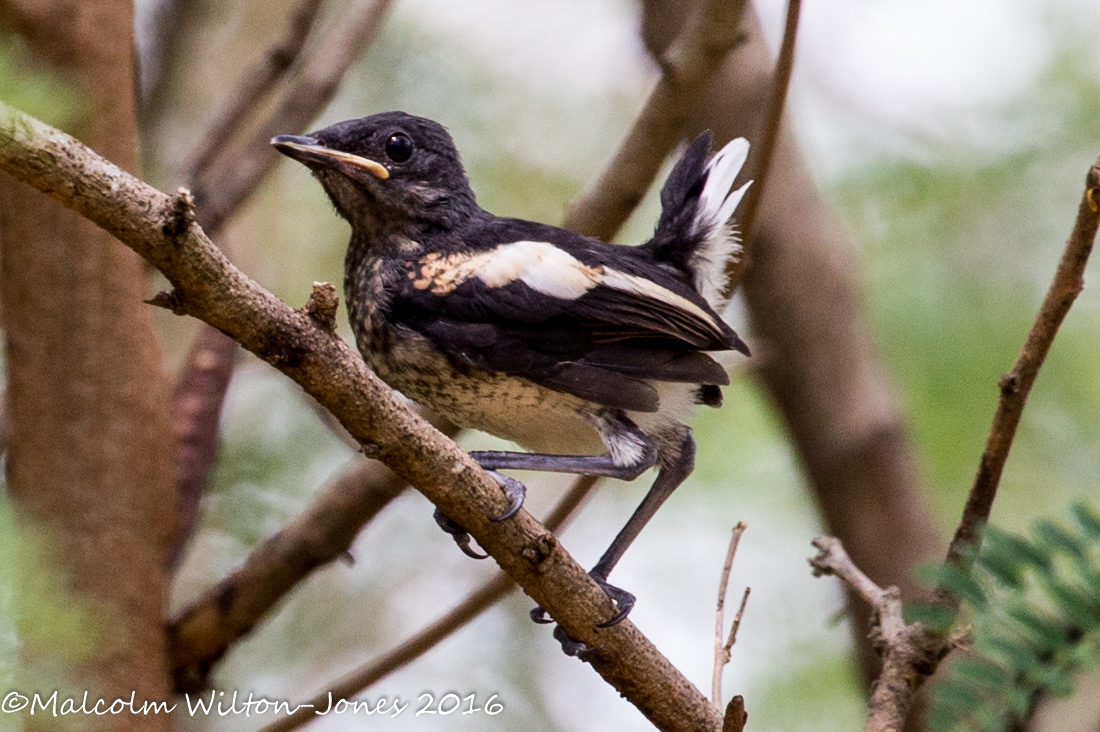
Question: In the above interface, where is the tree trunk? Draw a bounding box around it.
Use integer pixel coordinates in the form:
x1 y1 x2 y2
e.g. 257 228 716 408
0 1 177 728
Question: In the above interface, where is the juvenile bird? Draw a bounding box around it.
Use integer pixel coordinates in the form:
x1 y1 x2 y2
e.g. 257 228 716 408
273 112 751 638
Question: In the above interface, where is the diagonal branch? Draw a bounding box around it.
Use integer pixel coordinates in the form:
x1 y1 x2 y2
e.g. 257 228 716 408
562 0 748 240
192 0 394 234
169 418 458 690
254 475 599 732
183 0 324 184
810 158 1100 732
723 0 802 293
941 159 1100 582
0 101 722 732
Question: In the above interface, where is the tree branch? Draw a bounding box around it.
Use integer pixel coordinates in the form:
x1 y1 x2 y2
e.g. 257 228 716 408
183 0 324 184
810 537 926 732
712 521 746 705
561 0 748 239
0 102 722 732
810 158 1100 732
254 475 599 732
169 417 459 690
942 159 1100 580
724 0 802 292
191 0 394 234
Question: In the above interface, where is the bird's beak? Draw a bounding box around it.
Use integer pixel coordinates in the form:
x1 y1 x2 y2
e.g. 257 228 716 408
271 135 390 180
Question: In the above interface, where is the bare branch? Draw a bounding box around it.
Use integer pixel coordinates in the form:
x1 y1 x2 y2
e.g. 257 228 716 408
723 588 749 656
811 537 926 732
712 521 746 705
170 325 238 565
561 0 748 240
724 0 802 292
808 157 1100 732
942 159 1100 580
255 475 599 732
0 102 722 732
183 0 324 183
170 415 460 689
192 0 394 234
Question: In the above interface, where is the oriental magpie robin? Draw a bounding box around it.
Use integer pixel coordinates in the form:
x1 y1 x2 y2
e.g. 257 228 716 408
273 112 751 641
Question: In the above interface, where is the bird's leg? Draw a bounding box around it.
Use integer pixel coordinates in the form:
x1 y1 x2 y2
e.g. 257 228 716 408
532 431 696 648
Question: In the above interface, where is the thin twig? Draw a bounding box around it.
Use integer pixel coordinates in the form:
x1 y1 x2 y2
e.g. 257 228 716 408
941 159 1100 584
255 475 599 732
184 0 325 183
724 0 802 293
810 537 920 732
562 0 748 240
712 521 746 705
723 587 750 654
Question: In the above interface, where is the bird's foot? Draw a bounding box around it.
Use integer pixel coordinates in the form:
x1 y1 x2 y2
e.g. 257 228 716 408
486 470 526 522
529 571 636 632
552 625 602 661
433 509 488 559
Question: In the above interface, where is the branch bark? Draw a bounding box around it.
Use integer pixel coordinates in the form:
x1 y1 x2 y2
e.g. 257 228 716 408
0 102 722 732
170 419 458 690
254 475 599 732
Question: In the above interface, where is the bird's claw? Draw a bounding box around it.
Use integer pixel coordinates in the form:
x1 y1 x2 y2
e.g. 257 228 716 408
594 577 635 628
553 625 602 660
487 470 526 522
530 567 638 638
433 509 488 560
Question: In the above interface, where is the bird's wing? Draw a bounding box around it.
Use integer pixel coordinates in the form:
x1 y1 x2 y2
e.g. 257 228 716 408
389 237 742 412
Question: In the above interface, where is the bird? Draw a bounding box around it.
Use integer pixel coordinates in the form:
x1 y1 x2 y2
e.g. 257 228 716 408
273 111 751 645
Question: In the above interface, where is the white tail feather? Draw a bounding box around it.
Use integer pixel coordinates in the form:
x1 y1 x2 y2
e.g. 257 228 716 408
691 137 751 310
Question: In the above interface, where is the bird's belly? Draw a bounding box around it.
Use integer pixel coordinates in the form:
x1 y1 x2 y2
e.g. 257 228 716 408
365 335 607 457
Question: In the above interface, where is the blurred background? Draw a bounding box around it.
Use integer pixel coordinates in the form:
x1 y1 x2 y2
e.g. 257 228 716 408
2 0 1100 730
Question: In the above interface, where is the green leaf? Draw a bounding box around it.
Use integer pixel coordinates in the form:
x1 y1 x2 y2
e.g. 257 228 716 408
985 527 1051 571
1041 576 1100 630
1006 607 1066 650
1071 502 1100 539
936 564 990 609
1033 519 1088 561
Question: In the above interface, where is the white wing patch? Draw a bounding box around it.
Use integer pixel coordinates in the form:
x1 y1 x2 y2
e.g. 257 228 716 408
412 241 599 298
411 241 723 332
480 241 600 299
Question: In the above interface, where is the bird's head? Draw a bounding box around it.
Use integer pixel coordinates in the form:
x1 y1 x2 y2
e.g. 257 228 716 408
272 111 477 237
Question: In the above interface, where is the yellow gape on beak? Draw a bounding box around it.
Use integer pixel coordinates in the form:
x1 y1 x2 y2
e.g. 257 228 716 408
270 136 390 180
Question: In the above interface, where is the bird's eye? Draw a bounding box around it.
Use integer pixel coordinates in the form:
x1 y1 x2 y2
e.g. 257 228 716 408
385 133 413 163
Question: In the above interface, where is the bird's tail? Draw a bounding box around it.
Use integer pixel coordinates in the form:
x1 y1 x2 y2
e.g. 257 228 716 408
643 133 751 311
